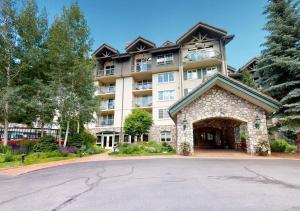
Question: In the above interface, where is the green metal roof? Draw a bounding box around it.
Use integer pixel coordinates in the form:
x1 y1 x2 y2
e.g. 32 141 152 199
169 73 281 117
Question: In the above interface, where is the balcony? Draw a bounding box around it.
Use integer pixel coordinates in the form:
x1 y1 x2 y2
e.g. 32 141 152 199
100 119 114 126
95 68 116 83
131 63 152 80
96 86 116 98
134 98 152 110
183 49 222 69
133 82 152 96
100 102 115 114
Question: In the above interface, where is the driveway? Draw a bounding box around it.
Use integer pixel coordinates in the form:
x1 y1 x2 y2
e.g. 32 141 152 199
0 158 300 211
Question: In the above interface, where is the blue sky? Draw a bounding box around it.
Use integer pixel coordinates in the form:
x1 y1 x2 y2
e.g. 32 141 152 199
36 0 268 69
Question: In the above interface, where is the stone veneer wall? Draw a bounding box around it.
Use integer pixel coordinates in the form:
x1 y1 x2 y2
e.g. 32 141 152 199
175 86 269 154
89 127 122 136
149 125 176 148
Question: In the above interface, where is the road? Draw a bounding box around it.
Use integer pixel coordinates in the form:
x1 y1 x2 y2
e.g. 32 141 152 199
0 158 300 211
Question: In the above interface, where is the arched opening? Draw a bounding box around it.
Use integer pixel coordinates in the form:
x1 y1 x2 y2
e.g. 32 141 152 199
193 117 246 150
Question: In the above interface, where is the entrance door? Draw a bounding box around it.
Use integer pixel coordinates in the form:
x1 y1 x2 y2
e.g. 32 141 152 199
102 135 114 150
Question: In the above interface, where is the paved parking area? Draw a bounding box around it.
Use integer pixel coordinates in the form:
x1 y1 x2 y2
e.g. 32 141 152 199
0 158 300 211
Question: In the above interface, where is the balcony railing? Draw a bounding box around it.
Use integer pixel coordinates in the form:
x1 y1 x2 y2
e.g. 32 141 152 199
135 82 152 90
132 63 151 72
184 49 221 63
134 100 152 108
100 102 115 110
99 86 116 94
100 119 114 126
95 69 115 77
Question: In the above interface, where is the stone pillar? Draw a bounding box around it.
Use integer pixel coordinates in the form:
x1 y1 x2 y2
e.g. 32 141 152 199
297 133 300 153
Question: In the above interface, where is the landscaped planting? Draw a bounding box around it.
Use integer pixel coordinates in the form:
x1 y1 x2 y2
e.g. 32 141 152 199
271 139 297 153
110 141 175 157
0 131 105 168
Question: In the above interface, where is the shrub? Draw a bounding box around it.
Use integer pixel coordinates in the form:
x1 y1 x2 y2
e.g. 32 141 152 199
271 139 289 152
162 142 173 152
256 140 269 156
0 145 10 154
85 145 105 155
180 142 191 156
33 136 57 152
4 153 15 162
285 144 297 153
80 130 97 146
19 140 36 153
119 144 140 154
68 133 84 149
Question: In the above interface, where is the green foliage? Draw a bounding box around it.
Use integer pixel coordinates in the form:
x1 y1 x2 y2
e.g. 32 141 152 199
0 145 10 154
256 0 300 135
242 69 257 89
84 145 105 155
124 109 153 137
80 130 96 146
271 139 289 152
4 153 14 162
271 139 297 153
68 133 83 148
117 141 174 155
240 132 247 142
33 135 57 152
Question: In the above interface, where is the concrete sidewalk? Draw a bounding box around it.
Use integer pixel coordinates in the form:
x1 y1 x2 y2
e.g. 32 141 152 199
0 151 299 176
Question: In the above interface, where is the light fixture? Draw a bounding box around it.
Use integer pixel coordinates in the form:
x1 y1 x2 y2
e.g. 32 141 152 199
255 115 261 129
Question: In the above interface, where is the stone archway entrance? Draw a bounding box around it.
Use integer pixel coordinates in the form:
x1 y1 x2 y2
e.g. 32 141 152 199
193 117 246 151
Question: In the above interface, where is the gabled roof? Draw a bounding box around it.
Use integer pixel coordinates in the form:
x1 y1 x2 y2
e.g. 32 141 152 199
169 73 280 117
176 22 230 44
239 57 258 72
92 44 119 57
125 36 156 52
161 40 175 47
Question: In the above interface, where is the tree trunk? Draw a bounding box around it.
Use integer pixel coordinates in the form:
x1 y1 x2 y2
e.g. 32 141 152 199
63 120 70 147
41 122 44 137
3 114 9 146
77 120 80 133
3 65 11 146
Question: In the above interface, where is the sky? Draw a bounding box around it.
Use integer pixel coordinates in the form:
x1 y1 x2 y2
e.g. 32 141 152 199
35 0 268 69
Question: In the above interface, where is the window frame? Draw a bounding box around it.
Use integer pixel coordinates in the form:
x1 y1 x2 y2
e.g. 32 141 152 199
158 90 175 101
158 72 175 83
157 53 174 65
158 108 170 120
160 131 172 142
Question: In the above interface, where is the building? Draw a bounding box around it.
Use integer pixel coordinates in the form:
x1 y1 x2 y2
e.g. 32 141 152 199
90 22 280 154
229 57 258 83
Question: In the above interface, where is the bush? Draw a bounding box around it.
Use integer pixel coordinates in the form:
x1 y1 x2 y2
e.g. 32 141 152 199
0 145 10 154
117 141 173 155
19 140 36 153
180 142 191 156
4 153 15 162
285 144 297 153
33 136 57 152
80 130 97 146
271 139 289 152
68 133 84 149
256 140 269 156
84 145 105 155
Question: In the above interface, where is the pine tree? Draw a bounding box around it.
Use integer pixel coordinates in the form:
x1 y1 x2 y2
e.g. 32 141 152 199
256 0 300 138
242 69 257 89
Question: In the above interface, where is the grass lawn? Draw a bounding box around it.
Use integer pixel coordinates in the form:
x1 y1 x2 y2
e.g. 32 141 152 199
0 154 78 169
109 150 176 157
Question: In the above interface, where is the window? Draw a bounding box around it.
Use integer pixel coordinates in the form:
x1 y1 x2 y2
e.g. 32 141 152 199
157 53 173 65
160 131 171 142
158 72 174 83
101 114 114 126
184 69 201 80
105 65 115 75
184 88 192 96
158 90 175 101
158 109 170 119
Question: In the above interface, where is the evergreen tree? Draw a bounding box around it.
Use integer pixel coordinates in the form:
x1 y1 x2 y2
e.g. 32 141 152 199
256 0 300 137
0 0 22 145
242 69 257 89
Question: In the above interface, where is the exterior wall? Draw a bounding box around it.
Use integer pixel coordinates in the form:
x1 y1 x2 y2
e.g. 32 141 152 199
175 86 269 154
152 70 179 126
149 125 176 147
